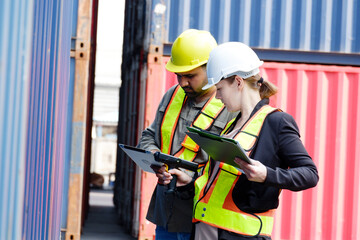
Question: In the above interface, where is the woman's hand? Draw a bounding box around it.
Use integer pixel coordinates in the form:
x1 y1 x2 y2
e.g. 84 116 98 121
234 157 267 183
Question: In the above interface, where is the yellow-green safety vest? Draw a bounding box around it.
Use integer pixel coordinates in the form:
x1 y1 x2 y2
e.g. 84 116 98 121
193 105 280 237
160 85 225 162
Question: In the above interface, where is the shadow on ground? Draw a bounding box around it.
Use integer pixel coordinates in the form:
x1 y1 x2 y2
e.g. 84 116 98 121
81 189 136 240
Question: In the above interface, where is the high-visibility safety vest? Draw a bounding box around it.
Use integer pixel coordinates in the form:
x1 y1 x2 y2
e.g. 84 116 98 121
160 85 225 161
193 105 280 237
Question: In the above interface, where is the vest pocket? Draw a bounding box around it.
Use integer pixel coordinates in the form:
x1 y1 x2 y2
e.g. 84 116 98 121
232 178 279 212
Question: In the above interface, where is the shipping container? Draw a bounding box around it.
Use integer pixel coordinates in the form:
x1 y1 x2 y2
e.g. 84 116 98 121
1 0 96 239
115 0 150 236
0 0 34 238
118 0 360 239
162 0 360 53
21 0 90 239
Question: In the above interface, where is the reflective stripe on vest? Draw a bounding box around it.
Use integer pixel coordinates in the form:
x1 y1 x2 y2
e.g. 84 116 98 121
160 85 225 162
193 105 279 236
160 85 186 155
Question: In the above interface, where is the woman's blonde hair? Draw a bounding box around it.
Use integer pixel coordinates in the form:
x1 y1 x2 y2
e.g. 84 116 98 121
226 74 278 99
244 74 278 99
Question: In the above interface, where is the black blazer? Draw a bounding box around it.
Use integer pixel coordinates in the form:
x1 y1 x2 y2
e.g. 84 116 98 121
220 99 319 213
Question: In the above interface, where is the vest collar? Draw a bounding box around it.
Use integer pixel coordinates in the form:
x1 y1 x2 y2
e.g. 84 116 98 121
229 98 270 133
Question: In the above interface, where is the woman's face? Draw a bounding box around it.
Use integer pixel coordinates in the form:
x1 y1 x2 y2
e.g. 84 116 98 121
215 76 242 112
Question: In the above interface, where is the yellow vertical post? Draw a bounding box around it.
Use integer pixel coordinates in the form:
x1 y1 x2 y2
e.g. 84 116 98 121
65 0 93 239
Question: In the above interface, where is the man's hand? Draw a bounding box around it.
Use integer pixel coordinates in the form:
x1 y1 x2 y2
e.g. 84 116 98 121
150 165 170 185
168 169 192 187
234 157 267 183
150 149 160 154
151 165 192 186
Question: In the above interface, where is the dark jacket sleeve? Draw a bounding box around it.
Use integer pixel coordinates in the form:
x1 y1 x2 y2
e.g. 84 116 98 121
264 113 319 191
137 85 177 151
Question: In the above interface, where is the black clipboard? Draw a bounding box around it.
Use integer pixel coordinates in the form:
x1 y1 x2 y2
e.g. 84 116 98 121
186 127 251 168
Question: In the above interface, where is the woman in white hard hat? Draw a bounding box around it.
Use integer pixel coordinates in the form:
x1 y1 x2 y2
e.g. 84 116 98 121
163 42 319 240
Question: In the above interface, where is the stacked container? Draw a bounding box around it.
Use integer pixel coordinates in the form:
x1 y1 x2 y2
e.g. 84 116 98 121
117 0 360 239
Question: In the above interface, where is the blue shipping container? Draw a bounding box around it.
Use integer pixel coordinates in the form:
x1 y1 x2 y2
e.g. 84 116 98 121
22 0 74 239
0 0 34 239
153 0 360 53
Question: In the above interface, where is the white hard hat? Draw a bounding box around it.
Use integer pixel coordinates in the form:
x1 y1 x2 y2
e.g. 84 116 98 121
203 42 263 90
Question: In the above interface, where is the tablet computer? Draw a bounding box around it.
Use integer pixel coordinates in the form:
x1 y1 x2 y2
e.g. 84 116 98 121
119 144 161 173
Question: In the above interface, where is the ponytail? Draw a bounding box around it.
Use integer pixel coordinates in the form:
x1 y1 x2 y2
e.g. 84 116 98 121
259 78 278 99
245 74 278 99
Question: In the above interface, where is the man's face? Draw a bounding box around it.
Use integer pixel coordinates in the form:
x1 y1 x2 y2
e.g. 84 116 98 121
175 66 208 98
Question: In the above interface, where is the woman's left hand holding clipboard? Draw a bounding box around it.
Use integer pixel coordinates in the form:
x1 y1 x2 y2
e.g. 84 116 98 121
234 157 267 183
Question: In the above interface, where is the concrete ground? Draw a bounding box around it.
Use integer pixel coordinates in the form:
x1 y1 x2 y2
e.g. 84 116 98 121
81 189 136 240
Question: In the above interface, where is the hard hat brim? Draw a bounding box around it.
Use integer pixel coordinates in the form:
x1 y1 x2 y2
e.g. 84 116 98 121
165 60 207 73
202 83 213 90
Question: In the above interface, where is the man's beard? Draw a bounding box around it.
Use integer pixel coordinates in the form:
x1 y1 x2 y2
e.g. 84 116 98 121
183 87 200 98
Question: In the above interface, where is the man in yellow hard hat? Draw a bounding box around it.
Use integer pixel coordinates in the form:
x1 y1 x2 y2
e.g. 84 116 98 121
137 29 237 240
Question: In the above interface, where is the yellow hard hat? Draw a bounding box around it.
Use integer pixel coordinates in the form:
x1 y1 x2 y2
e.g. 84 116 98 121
165 29 217 73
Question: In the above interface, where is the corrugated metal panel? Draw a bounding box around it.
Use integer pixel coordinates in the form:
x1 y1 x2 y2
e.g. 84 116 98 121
22 0 73 239
262 62 360 240
138 56 360 240
155 0 360 53
116 0 150 237
0 0 34 239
